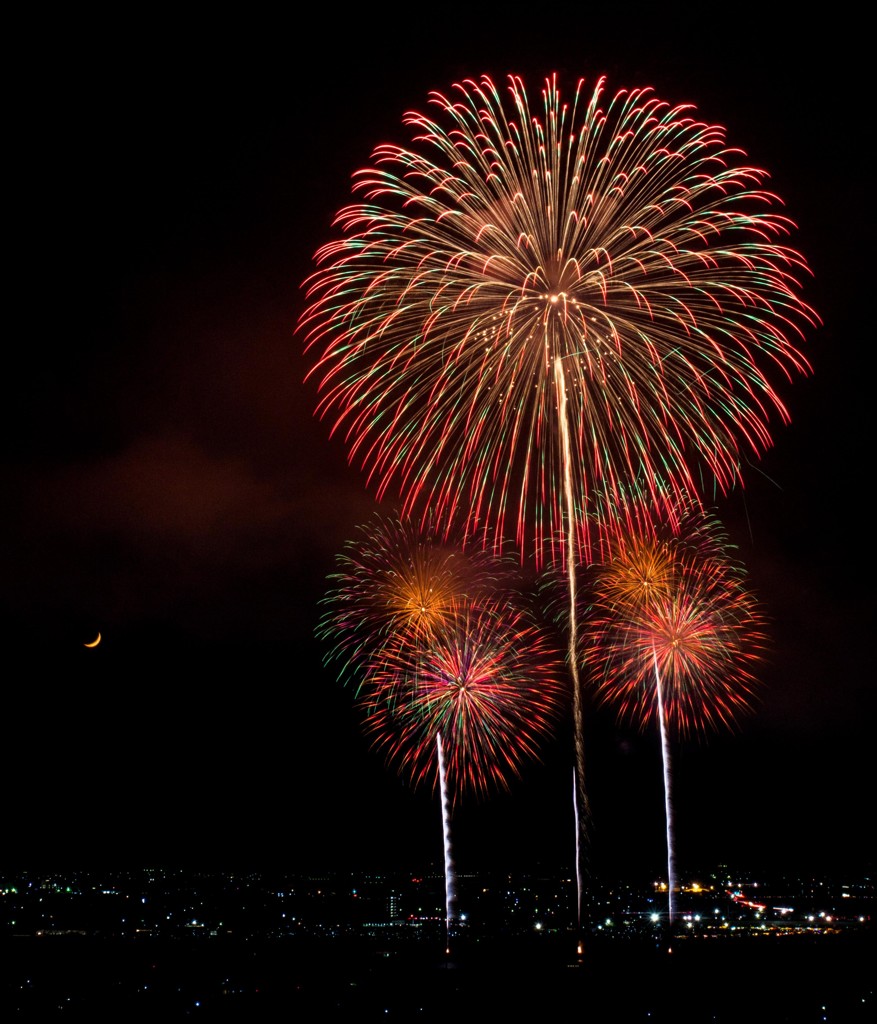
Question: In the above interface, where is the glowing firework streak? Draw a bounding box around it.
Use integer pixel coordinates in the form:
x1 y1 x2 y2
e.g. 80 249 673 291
572 771 582 940
555 354 588 925
654 649 676 923
436 733 454 952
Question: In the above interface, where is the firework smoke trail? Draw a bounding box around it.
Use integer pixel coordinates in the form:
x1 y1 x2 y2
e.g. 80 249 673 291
555 355 588 927
653 648 676 924
436 733 455 953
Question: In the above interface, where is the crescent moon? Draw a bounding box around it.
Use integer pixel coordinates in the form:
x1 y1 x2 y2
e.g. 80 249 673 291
84 632 101 648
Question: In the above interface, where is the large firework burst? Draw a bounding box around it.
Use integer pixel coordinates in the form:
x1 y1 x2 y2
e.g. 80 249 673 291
299 73 817 563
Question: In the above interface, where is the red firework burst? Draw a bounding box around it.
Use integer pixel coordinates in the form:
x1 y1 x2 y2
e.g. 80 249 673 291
588 517 766 736
359 600 565 800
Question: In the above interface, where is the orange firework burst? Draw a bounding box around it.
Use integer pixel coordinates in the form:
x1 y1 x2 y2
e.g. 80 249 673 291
318 512 510 689
595 535 677 612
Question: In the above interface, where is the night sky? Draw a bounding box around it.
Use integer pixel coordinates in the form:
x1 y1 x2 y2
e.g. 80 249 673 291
4 10 871 879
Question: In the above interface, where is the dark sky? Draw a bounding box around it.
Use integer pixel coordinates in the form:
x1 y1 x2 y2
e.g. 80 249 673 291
4 9 871 880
